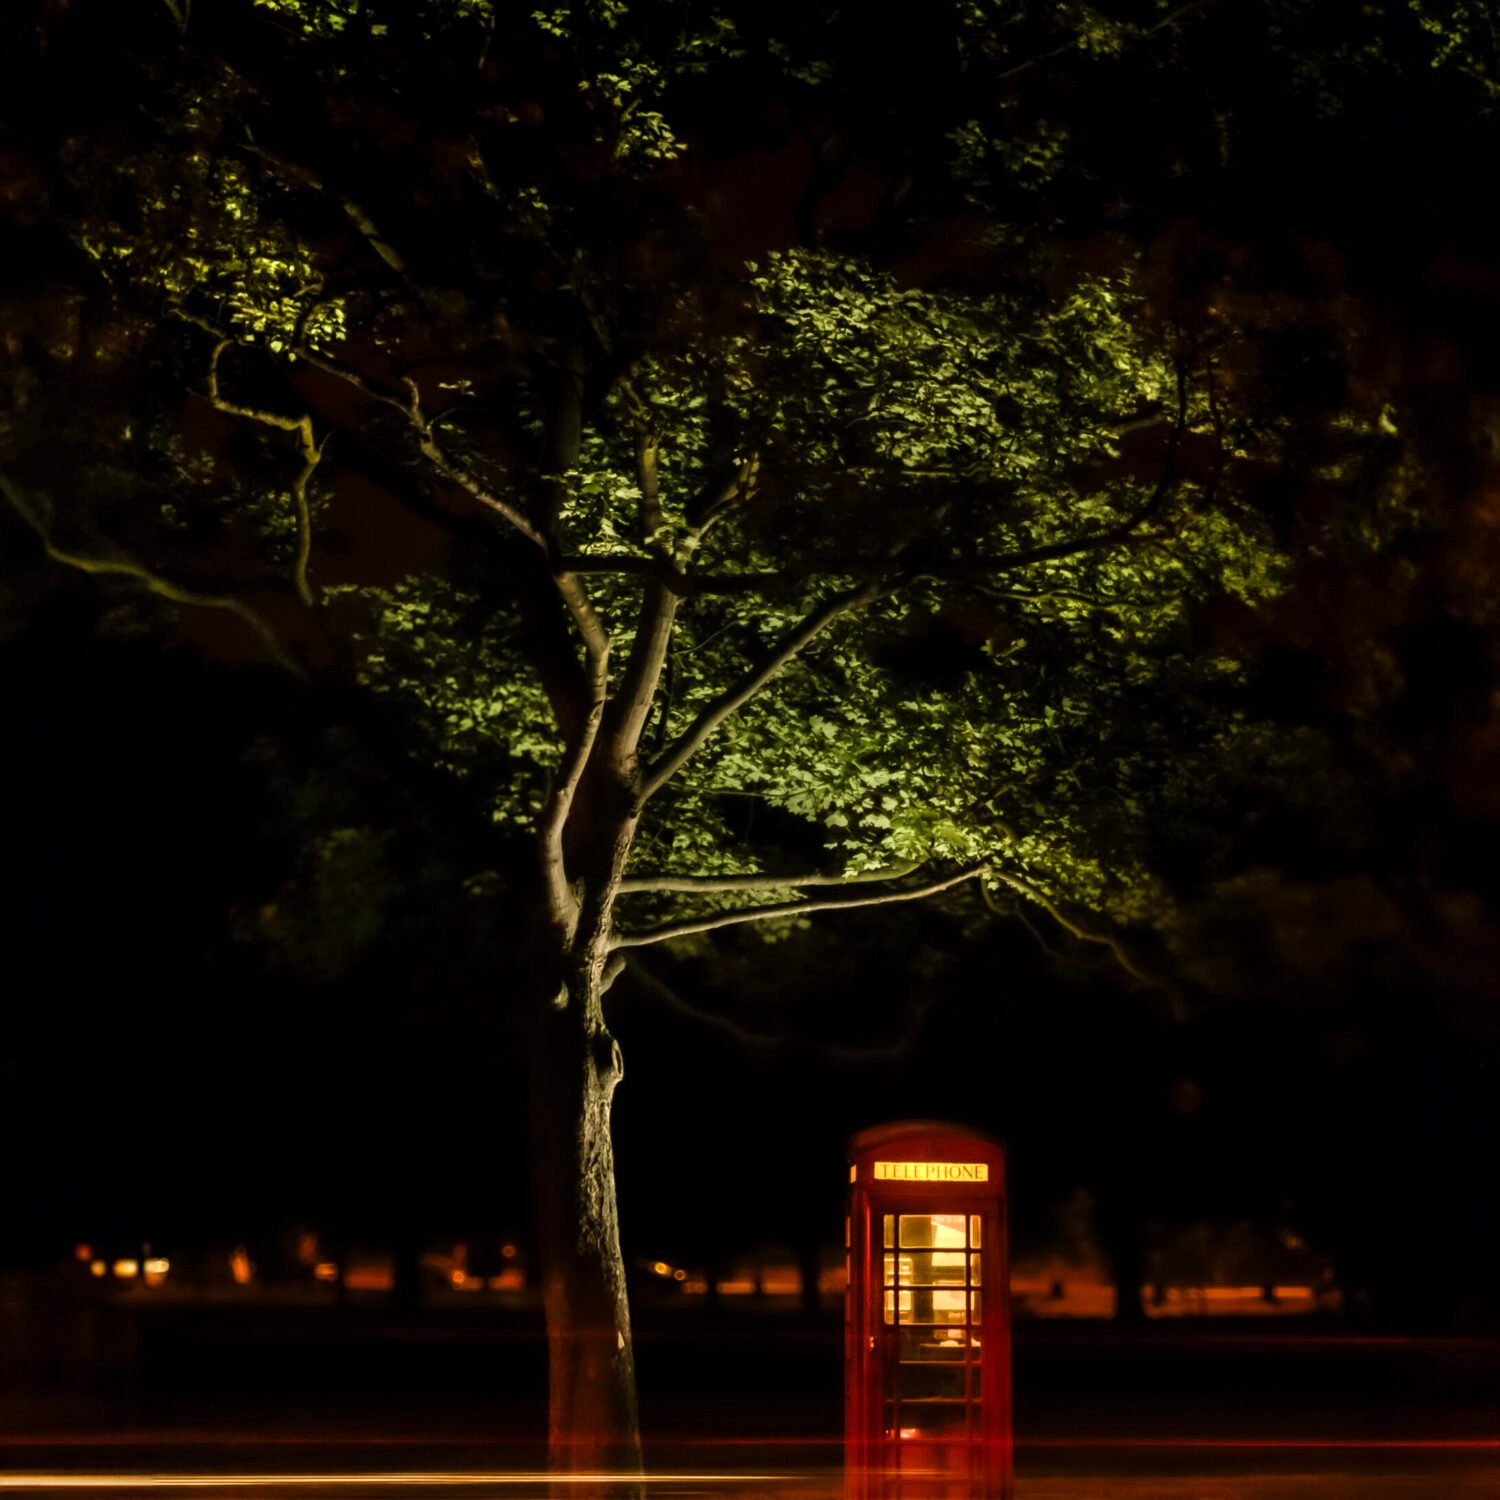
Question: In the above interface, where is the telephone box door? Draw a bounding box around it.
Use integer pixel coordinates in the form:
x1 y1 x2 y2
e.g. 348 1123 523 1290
847 1124 1012 1500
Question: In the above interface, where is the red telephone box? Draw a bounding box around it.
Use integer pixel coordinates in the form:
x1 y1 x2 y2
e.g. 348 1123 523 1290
846 1122 1012 1500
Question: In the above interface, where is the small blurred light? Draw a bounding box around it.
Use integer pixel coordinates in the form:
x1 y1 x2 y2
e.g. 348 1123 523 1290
672 1269 687 1282
143 1258 170 1286
500 1243 517 1260
295 1233 319 1265
229 1247 254 1286
74 1243 94 1262
652 1261 669 1277
89 1260 107 1279
112 1259 139 1280
488 1269 524 1291
343 1263 393 1292
450 1269 467 1288
313 1261 339 1282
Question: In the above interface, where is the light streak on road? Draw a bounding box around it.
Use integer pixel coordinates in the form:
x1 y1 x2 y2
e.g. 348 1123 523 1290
0 1476 785 1491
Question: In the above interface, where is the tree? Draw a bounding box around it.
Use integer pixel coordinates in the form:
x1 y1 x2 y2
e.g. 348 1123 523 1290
2 0 1481 1487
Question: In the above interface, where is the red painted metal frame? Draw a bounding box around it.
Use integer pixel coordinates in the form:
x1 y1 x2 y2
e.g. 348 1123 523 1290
846 1122 1013 1500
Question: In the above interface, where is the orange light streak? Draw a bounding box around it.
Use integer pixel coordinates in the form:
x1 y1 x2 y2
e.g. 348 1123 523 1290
0 1474 785 1490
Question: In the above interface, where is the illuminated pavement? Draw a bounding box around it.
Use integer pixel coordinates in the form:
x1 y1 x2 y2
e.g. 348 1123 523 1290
4 1332 1495 1496
2 1445 1498 1499
0 1474 1497 1499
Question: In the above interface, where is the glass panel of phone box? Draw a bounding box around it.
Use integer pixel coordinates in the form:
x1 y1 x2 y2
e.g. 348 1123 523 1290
882 1212 983 1465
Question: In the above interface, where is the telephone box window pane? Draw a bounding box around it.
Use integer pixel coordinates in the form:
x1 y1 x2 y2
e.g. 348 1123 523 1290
884 1254 896 1286
902 1287 968 1324
970 1290 982 1320
883 1215 895 1248
898 1363 966 1401
896 1402 967 1436
898 1441 962 1470
970 1215 982 1248
899 1214 967 1249
898 1328 970 1362
970 1253 982 1285
885 1289 913 1323
899 1251 968 1286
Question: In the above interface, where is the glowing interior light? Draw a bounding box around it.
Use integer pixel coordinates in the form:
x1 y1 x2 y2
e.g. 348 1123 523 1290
229 1248 254 1286
111 1260 139 1280
74 1244 93 1262
89 1260 107 1278
313 1262 339 1282
143 1258 170 1285
672 1268 687 1281
652 1261 669 1276
500 1243 517 1259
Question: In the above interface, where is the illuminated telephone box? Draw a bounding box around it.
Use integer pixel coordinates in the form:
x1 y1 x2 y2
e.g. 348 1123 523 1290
846 1122 1012 1500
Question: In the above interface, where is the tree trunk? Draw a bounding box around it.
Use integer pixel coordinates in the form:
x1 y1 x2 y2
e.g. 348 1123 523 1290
529 972 643 1498
1098 1187 1146 1326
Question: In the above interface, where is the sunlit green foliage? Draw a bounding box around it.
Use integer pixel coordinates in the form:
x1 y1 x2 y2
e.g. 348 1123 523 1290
331 232 1287 925
1411 0 1500 96
1 0 1460 951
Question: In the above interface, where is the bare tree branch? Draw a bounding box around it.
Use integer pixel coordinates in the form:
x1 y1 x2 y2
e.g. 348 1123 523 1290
610 582 678 760
618 861 922 894
611 864 989 950
599 382 681 762
1 474 306 679
409 418 550 551
614 379 666 548
393 379 613 680
566 368 1192 600
538 633 611 932
640 578 886 801
281 335 614 673
996 0 1217 84
624 953 939 1066
621 954 783 1053
556 519 1174 594
683 452 761 555
242 144 407 274
825 990 941 1066
203 339 324 607
984 872 1180 1017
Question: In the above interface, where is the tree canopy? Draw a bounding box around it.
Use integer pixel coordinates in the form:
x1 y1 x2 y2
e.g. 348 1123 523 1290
5 0 1454 952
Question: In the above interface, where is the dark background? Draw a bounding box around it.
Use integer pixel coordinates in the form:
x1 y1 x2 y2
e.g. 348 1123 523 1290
1 585 1494 1330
